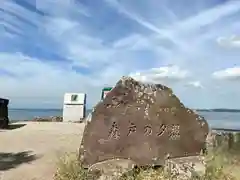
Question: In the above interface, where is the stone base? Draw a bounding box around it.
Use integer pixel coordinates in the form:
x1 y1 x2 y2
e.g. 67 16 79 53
89 159 136 180
87 156 206 180
164 156 206 180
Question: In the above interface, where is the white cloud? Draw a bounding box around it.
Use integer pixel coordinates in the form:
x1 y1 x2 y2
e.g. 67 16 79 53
3 1 42 29
129 65 189 84
1 1 140 108
172 1 240 32
113 34 152 50
36 0 91 17
217 35 240 48
0 53 92 106
0 52 125 108
104 0 167 35
42 17 115 67
105 0 240 50
212 67 240 80
186 81 203 88
2 0 240 109
104 0 182 50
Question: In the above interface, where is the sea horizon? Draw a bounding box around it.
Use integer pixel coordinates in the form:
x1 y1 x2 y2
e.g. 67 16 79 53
8 108 240 130
8 107 240 112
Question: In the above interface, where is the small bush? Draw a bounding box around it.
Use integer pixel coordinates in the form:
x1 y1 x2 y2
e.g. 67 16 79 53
54 152 100 180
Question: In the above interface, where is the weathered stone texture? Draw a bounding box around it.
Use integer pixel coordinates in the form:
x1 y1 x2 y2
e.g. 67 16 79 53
80 76 209 167
164 156 206 180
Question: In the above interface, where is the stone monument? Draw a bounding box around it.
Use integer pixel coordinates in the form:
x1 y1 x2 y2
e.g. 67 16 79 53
79 77 209 167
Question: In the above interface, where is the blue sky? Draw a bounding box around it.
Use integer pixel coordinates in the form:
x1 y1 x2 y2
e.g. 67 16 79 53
1 0 240 109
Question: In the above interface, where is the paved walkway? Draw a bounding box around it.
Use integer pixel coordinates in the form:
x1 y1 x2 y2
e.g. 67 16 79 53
0 122 85 180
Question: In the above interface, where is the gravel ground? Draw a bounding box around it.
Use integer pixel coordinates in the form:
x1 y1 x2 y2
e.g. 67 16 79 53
0 122 85 180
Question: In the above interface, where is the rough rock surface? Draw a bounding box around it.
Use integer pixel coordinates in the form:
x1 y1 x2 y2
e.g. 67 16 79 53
164 156 206 180
80 76 209 167
89 159 135 180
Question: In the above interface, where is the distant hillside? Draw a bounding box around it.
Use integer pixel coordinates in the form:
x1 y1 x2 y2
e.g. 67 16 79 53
196 109 240 112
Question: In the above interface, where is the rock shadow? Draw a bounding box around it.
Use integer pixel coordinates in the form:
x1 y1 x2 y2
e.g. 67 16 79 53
0 151 39 171
7 123 26 130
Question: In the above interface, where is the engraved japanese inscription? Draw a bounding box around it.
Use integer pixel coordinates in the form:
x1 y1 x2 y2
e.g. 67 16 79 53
144 125 152 136
127 122 137 136
157 124 167 137
108 122 120 140
168 124 180 140
80 77 209 167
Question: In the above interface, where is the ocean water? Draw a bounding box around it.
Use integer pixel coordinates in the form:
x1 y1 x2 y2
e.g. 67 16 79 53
9 109 92 121
9 109 63 121
198 111 240 130
8 109 240 130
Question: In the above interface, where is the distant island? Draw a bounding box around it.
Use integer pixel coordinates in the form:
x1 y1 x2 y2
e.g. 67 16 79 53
196 109 240 112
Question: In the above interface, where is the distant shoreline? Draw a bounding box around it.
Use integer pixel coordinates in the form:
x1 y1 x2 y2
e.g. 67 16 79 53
8 108 240 113
196 109 240 112
9 108 62 111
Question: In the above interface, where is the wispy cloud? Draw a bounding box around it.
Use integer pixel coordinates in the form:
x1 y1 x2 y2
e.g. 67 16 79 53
1 0 240 108
212 67 240 80
172 0 240 32
186 81 204 89
217 35 240 48
129 65 189 85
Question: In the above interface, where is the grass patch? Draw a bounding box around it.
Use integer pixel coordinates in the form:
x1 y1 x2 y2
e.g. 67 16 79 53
54 148 239 180
54 152 100 180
